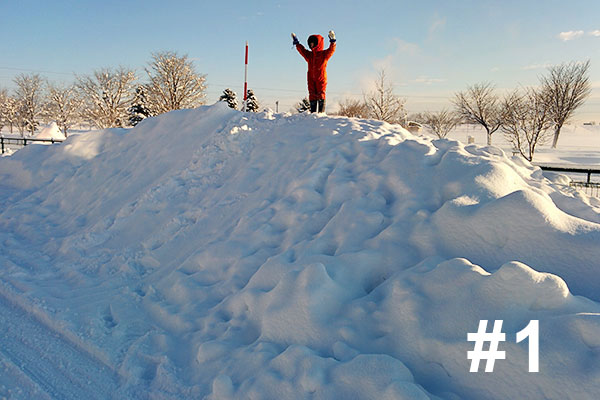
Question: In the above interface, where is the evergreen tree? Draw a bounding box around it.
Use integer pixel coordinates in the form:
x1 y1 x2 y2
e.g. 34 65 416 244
296 97 311 113
128 85 152 126
219 88 238 109
244 89 259 112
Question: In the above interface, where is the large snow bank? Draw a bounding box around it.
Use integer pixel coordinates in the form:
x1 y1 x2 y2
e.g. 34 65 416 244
0 103 599 399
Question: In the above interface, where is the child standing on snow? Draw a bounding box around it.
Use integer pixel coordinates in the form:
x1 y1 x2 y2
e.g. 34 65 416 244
292 30 336 113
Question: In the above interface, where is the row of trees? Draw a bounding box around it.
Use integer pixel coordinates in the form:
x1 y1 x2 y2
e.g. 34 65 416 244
452 60 591 160
0 51 208 137
335 61 591 161
218 88 260 112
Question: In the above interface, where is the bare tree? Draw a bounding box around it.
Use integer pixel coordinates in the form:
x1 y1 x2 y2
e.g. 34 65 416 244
421 109 461 139
76 67 137 129
365 69 406 124
45 82 82 137
336 97 369 118
502 88 553 162
14 73 45 136
145 51 207 114
407 112 426 123
453 82 503 145
540 60 591 148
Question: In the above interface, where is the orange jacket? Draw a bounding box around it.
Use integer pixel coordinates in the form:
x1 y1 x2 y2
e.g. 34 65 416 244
296 35 336 101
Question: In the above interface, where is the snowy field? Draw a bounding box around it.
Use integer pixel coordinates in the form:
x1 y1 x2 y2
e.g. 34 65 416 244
447 123 600 167
1 104 599 399
449 123 600 188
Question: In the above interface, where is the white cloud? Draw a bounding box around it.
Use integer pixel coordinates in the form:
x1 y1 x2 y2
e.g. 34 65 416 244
359 39 421 92
558 30 585 41
557 29 600 40
414 76 446 85
391 38 421 57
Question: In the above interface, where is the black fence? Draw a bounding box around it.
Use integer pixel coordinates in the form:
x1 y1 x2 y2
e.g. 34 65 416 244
535 164 600 197
1 136 65 154
570 182 600 197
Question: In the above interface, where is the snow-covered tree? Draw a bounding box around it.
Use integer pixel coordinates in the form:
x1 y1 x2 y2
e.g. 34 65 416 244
76 67 137 129
14 73 45 135
44 82 82 137
295 97 311 113
365 70 406 124
15 108 27 136
244 89 259 112
0 88 8 132
540 60 591 148
219 88 238 109
453 82 503 145
128 85 153 126
1 94 19 133
145 51 207 114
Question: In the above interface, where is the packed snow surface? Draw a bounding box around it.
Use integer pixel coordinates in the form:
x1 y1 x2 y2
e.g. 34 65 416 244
1 103 599 399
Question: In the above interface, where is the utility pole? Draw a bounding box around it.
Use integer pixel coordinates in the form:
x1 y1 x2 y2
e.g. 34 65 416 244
242 41 249 112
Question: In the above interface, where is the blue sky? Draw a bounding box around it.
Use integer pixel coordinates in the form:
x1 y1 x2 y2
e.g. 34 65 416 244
1 0 599 120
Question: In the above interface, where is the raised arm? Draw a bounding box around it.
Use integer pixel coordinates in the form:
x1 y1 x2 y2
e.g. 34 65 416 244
292 33 311 61
324 30 337 60
296 43 312 61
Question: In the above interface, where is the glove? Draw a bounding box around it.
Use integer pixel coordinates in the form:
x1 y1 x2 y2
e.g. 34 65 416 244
328 30 336 43
291 33 299 46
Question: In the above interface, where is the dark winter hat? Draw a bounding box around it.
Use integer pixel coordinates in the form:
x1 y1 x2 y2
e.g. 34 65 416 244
307 35 319 48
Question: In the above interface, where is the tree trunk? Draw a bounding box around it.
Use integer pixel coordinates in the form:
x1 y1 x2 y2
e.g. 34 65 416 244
487 130 492 146
551 125 561 148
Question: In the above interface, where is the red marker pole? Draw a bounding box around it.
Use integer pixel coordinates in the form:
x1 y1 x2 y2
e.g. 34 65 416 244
243 41 249 111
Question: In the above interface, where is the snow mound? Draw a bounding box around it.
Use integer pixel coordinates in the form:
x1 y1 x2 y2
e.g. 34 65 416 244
1 103 599 399
35 121 65 140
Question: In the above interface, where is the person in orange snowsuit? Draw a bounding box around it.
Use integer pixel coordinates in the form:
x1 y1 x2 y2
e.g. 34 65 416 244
292 30 336 113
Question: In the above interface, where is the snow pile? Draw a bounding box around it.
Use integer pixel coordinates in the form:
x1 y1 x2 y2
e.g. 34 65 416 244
35 121 65 140
1 103 599 399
